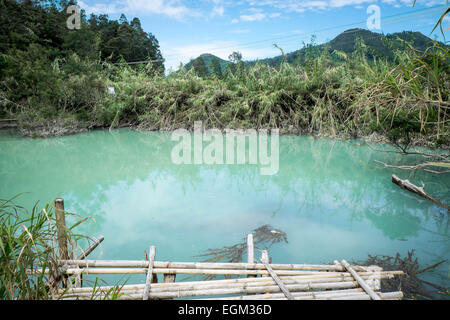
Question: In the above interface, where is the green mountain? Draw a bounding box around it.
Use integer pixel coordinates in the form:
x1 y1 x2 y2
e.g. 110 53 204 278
249 28 442 67
183 53 230 74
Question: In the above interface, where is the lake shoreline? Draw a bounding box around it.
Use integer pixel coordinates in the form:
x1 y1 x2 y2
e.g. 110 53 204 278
3 120 448 150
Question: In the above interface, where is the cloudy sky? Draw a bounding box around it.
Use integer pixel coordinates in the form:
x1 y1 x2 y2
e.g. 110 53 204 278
77 0 450 71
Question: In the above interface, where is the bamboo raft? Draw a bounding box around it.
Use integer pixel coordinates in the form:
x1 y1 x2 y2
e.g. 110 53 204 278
37 199 405 300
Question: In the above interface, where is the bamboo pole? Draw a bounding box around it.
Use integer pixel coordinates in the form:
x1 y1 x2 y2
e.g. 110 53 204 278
35 266 403 277
44 268 348 276
57 260 363 272
69 236 105 288
63 281 364 300
76 236 104 260
340 259 381 300
57 272 398 295
60 289 403 301
143 246 155 300
60 280 368 300
202 289 402 300
203 288 366 300
58 272 400 296
247 234 256 279
61 275 362 297
261 250 269 278
261 257 294 300
57 274 398 298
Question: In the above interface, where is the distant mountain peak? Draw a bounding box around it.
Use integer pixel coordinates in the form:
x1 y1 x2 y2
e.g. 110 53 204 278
247 29 442 67
183 53 230 73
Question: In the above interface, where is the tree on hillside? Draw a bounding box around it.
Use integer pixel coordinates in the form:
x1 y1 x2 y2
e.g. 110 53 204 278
227 51 246 76
228 51 242 63
192 57 208 77
209 57 222 78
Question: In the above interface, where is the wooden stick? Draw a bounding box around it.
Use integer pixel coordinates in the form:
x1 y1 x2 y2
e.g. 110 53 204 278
54 199 68 261
163 274 176 283
143 246 155 300
340 260 381 300
261 256 294 300
392 174 449 211
54 198 68 288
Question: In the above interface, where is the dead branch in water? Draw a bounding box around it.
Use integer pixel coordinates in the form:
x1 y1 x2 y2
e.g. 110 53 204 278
391 174 449 211
357 250 448 300
190 225 288 281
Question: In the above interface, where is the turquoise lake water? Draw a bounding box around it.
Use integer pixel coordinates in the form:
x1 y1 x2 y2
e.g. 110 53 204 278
0 129 448 294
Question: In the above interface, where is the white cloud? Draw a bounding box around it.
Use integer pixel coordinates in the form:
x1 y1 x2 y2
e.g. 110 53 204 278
211 6 225 17
243 0 446 13
124 0 200 20
230 29 252 33
78 1 121 15
79 0 201 20
240 13 267 21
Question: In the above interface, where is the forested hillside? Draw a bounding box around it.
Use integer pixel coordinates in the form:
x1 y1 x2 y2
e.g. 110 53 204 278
0 0 164 65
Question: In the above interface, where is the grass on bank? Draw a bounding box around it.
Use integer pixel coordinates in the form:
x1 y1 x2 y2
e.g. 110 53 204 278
0 196 126 300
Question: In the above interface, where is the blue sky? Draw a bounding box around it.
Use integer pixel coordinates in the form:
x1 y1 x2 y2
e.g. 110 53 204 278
77 0 450 71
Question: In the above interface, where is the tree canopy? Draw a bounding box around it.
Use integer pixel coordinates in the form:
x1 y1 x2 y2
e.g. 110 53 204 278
0 0 164 70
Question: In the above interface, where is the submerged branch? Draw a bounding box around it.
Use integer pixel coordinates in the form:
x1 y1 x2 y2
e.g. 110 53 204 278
357 250 448 300
189 225 288 281
391 174 449 211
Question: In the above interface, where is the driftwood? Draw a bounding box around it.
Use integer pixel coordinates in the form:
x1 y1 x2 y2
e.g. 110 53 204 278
392 174 449 211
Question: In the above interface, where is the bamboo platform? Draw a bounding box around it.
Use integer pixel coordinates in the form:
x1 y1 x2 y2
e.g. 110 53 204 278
38 199 405 300
44 246 404 300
